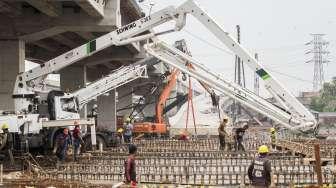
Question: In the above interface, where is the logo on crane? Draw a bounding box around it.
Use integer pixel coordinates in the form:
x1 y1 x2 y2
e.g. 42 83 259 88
116 23 137 35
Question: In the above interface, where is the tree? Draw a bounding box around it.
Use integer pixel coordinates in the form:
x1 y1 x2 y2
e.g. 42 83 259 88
310 77 336 112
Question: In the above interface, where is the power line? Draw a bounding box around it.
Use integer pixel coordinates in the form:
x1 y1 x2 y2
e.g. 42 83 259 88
183 28 314 85
183 29 234 56
266 68 313 84
257 44 306 51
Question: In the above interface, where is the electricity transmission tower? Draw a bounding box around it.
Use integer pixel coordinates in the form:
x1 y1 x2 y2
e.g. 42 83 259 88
305 34 329 91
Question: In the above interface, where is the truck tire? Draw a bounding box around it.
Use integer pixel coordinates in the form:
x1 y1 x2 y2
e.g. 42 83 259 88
82 136 106 152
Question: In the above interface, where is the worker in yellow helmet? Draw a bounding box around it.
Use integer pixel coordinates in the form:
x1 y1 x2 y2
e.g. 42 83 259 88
248 145 272 187
117 128 124 133
1 123 14 158
270 127 276 149
117 127 124 145
1 123 9 132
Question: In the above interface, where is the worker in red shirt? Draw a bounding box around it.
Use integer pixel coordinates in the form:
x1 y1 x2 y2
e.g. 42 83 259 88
179 129 190 141
72 124 83 161
124 144 137 187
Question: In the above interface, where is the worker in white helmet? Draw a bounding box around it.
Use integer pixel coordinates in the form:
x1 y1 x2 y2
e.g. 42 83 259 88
123 117 133 144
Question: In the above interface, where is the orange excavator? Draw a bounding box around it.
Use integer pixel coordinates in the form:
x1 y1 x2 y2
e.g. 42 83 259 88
133 40 219 135
132 67 219 135
133 68 180 135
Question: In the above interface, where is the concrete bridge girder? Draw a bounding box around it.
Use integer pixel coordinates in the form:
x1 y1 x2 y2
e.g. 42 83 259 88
0 0 140 61
0 0 143 114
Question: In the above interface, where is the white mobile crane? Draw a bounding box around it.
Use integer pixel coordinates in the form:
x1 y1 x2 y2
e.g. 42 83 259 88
0 64 147 150
1 0 317 151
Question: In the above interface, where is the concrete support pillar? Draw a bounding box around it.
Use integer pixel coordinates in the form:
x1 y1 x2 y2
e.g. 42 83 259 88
97 90 116 131
0 40 25 110
106 0 121 28
60 65 87 117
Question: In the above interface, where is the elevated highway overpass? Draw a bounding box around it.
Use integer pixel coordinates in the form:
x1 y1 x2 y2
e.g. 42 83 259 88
0 0 156 131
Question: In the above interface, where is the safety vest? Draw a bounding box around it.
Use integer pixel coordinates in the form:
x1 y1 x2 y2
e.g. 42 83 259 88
271 132 276 144
251 157 269 186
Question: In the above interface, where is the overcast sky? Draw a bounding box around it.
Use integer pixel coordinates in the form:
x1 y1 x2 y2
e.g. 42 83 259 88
139 0 336 97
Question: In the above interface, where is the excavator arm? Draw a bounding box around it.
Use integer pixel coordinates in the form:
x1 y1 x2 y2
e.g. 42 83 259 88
156 69 180 124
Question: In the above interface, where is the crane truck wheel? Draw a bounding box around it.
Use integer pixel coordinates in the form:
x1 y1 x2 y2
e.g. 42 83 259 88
82 135 106 152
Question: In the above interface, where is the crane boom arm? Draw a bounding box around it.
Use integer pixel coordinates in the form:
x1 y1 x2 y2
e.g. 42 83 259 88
73 64 147 109
175 0 316 125
13 6 178 112
145 41 315 132
52 64 147 120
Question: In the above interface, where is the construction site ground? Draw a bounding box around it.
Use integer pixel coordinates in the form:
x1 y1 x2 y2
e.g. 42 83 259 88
1 130 336 188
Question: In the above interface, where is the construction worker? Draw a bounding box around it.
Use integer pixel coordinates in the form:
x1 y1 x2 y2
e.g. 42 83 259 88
2 123 13 149
179 129 190 141
72 124 83 161
1 123 8 131
90 104 98 128
234 122 249 151
248 145 272 187
123 118 133 144
117 127 124 145
270 127 276 149
1 123 14 164
124 144 137 187
226 129 235 151
56 128 72 162
91 104 98 117
218 118 228 150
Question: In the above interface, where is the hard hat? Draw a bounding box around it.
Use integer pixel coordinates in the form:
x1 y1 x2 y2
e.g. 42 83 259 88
258 145 269 154
1 123 9 130
270 127 275 132
117 128 123 133
126 117 131 122
221 118 229 126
